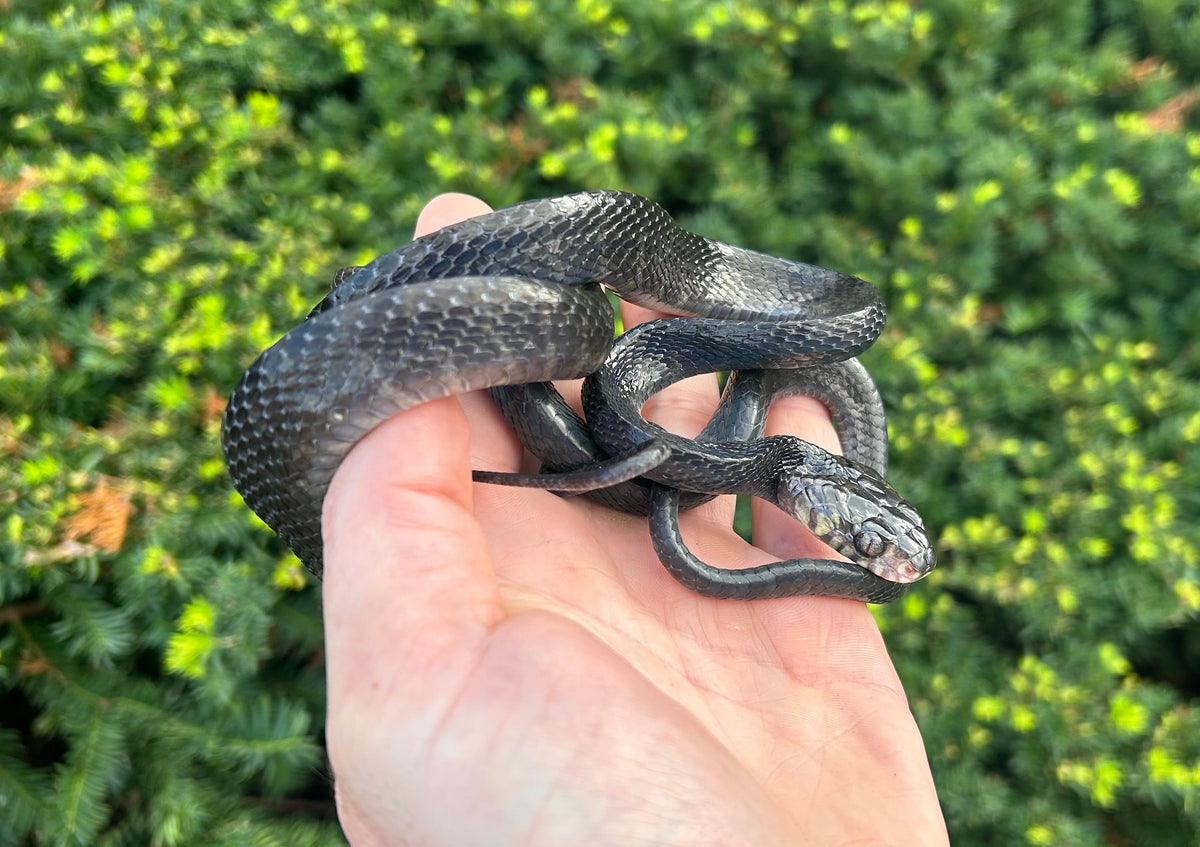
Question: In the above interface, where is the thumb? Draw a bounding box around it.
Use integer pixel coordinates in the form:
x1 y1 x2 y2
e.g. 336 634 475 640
322 193 501 705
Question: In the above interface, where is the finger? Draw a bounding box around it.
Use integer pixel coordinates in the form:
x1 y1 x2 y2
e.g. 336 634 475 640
323 396 503 659
324 193 505 708
750 394 845 561
619 301 733 526
414 192 492 234
414 195 527 474
619 302 722 442
322 399 517 833
747 395 899 681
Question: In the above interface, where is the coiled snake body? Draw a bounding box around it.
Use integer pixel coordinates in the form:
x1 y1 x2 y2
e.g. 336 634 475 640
222 191 934 602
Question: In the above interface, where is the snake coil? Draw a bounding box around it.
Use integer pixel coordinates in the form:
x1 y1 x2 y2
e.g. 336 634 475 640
222 191 934 601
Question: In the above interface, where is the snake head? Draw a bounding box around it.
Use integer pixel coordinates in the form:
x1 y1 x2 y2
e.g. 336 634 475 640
777 457 935 584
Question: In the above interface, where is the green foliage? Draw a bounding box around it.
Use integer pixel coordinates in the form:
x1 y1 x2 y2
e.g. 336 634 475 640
1 0 1198 842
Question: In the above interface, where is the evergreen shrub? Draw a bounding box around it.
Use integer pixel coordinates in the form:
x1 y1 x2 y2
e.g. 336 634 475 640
1 1 1198 843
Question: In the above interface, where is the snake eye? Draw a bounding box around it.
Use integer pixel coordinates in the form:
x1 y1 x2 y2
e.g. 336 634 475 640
853 529 887 559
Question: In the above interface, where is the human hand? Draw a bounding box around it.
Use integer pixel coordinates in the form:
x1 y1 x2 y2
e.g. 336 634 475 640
322 193 948 846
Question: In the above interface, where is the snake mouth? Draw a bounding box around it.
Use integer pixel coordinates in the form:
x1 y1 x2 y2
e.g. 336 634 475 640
867 556 925 584
814 529 933 584
793 512 935 584
865 541 936 584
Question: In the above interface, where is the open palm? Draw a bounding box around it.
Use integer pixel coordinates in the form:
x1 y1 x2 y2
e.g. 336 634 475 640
321 194 947 846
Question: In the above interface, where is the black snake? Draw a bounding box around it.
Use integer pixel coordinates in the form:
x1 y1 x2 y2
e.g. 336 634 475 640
221 191 935 602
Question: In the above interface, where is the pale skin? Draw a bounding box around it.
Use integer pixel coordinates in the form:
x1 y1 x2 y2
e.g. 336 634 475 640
322 193 949 846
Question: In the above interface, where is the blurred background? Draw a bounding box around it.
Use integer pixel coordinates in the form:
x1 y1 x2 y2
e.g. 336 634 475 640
2 1 1198 843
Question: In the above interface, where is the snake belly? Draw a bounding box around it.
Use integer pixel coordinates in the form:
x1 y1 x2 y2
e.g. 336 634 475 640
221 190 934 596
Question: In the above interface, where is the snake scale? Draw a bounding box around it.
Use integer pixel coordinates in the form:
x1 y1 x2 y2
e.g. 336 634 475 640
221 190 935 602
